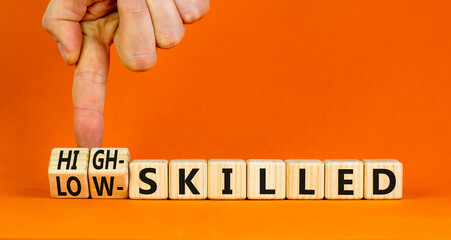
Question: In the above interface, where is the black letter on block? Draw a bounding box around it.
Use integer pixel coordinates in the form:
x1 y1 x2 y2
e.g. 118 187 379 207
338 169 353 195
67 176 81 196
92 176 114 196
373 169 396 195
299 169 315 195
222 168 233 194
93 150 104 170
58 150 78 170
139 168 157 195
260 168 275 194
105 150 118 170
56 176 67 196
179 169 200 195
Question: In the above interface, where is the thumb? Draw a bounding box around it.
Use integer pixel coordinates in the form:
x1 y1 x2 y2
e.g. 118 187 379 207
73 14 118 148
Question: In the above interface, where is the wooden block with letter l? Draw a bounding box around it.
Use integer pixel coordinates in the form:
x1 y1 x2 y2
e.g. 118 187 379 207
88 148 130 198
363 159 403 199
286 159 324 199
247 159 286 199
169 159 207 199
325 159 363 200
208 159 246 200
129 159 168 199
48 148 90 198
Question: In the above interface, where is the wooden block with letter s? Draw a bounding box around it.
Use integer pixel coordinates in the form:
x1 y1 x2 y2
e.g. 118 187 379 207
129 159 168 199
169 159 207 199
324 159 363 200
88 148 130 198
208 159 246 200
363 159 403 199
48 148 90 198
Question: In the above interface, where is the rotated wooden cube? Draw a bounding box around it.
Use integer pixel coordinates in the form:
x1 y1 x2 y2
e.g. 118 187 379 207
169 160 207 199
208 159 246 200
88 148 130 198
129 159 168 199
247 159 286 199
325 159 363 199
363 159 403 199
48 148 90 198
286 159 324 199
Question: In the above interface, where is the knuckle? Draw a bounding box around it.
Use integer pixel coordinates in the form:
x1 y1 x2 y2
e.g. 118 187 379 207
125 53 157 72
181 2 209 23
75 71 107 85
122 6 148 19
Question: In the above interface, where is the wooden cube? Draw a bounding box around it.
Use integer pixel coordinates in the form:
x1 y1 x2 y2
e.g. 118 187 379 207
129 160 168 200
208 159 246 200
247 159 285 199
363 159 403 199
88 148 130 198
325 159 363 200
286 159 324 199
48 148 90 198
169 160 207 199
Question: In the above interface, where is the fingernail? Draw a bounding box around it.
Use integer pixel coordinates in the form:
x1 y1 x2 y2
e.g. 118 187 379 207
57 42 67 63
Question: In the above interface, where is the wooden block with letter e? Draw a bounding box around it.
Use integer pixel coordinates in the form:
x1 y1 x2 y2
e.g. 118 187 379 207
48 148 90 198
169 160 207 199
286 159 324 199
129 160 168 199
325 159 363 199
363 159 403 199
88 148 130 198
208 159 246 200
247 159 286 199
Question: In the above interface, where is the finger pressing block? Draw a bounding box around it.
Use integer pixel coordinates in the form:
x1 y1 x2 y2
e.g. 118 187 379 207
363 159 403 199
286 159 324 199
129 160 168 199
48 148 90 198
208 159 246 200
247 159 286 199
169 160 207 199
325 159 363 200
88 148 130 198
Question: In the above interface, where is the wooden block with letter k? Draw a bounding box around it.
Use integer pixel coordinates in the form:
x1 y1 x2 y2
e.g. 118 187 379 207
89 148 130 198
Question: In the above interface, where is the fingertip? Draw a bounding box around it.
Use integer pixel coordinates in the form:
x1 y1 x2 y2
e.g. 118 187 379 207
74 109 104 148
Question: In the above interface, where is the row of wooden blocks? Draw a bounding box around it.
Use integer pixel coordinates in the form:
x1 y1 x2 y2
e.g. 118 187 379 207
48 148 403 200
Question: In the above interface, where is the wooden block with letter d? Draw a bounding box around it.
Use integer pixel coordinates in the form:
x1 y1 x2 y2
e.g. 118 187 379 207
129 160 168 199
208 159 246 200
286 159 324 199
363 159 403 199
169 160 207 199
325 159 363 199
48 148 90 198
88 148 130 198
247 159 286 199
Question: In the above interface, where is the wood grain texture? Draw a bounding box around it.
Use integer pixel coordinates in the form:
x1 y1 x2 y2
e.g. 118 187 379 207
129 160 168 200
88 148 130 198
286 159 324 199
48 148 90 198
169 160 207 199
247 159 285 199
325 159 363 200
363 159 403 199
208 159 246 200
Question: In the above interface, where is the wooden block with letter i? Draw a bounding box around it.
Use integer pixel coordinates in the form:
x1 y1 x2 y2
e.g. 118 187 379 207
89 148 130 198
286 159 324 199
208 159 246 200
169 160 207 199
129 160 168 199
325 159 363 199
363 159 403 199
48 148 90 198
247 159 286 199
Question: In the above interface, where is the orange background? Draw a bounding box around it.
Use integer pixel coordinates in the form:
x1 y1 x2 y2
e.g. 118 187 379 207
1 0 451 239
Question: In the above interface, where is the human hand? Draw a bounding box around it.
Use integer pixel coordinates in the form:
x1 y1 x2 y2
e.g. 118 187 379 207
42 0 209 148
